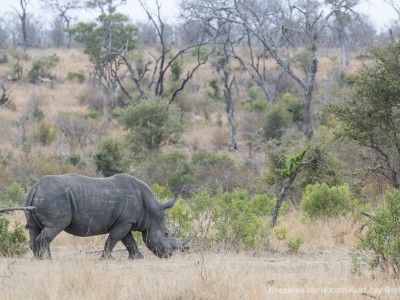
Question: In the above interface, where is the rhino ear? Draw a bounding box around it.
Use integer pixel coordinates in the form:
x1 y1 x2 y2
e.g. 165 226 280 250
170 226 179 236
162 198 177 210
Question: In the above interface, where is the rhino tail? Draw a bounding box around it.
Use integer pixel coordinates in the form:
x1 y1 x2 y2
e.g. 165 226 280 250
25 187 42 230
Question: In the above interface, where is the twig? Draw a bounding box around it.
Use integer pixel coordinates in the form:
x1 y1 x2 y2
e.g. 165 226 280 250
0 206 36 214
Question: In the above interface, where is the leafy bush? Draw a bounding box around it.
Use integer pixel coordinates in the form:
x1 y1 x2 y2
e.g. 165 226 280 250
165 198 193 238
0 217 28 257
28 53 60 83
119 99 184 158
94 137 126 177
274 224 288 241
287 236 304 254
355 188 400 273
35 122 59 145
67 70 85 83
0 181 27 205
0 54 8 64
301 183 367 219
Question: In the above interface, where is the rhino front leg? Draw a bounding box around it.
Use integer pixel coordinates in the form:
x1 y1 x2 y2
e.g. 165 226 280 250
121 232 143 259
102 223 131 259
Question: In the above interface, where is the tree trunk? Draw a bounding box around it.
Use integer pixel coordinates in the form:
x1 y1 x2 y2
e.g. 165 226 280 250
270 175 297 227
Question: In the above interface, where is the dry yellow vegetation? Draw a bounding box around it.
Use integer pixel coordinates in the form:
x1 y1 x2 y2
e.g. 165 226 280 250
0 212 398 300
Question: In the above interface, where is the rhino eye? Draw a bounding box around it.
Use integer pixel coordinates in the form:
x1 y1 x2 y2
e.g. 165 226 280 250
164 231 169 237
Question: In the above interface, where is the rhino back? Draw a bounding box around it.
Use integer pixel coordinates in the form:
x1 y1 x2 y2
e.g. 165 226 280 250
30 174 145 236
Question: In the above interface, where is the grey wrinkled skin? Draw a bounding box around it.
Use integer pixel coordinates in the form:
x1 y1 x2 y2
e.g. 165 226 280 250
24 173 192 259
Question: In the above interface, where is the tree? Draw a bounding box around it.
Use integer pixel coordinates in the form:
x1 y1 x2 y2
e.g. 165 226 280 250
328 43 400 188
13 0 31 51
40 0 82 48
137 0 212 103
68 2 139 117
181 0 357 140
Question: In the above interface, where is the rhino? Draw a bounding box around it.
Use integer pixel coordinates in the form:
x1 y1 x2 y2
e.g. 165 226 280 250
24 173 192 259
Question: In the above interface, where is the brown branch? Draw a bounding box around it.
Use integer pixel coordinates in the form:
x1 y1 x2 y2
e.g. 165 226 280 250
0 205 36 214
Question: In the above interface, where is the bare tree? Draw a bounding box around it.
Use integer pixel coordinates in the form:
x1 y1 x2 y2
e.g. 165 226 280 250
13 0 31 51
138 0 212 102
40 0 82 48
181 0 357 140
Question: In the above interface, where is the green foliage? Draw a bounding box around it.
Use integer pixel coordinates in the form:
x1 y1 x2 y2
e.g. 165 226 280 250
119 100 184 158
327 43 400 187
207 79 221 100
263 93 303 140
277 148 308 177
274 224 288 241
28 54 60 83
0 181 28 205
35 122 59 145
287 236 304 254
0 217 28 257
94 137 126 177
165 198 193 238
212 189 268 249
68 13 138 64
356 188 400 273
301 183 367 219
163 151 192 189
170 59 182 81
0 54 8 64
67 70 85 83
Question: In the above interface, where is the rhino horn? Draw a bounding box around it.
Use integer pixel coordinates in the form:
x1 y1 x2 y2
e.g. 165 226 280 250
162 198 177 210
180 235 194 246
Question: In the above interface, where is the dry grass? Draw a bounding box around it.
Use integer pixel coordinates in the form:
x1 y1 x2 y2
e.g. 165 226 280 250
1 212 399 300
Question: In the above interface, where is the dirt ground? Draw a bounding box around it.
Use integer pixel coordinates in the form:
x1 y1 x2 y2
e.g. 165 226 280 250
1 235 398 300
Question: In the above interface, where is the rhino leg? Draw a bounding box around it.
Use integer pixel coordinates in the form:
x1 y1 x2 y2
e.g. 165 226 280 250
34 227 62 259
121 232 143 259
101 223 131 259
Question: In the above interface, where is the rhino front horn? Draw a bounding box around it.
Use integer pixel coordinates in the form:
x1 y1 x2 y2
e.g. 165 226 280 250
180 235 194 246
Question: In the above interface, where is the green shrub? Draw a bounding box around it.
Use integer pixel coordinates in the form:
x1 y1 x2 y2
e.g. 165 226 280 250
301 183 367 219
0 181 27 205
94 137 126 177
28 53 59 83
170 59 182 81
274 224 288 241
287 236 304 254
35 122 59 145
213 189 268 249
355 188 400 273
165 198 193 238
119 99 184 158
67 70 85 83
0 217 28 257
0 54 8 64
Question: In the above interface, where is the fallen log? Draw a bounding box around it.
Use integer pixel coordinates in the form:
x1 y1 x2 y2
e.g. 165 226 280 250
0 206 36 214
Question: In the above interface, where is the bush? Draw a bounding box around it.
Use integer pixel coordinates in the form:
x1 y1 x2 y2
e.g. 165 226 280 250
0 217 28 257
28 53 59 83
0 181 27 205
67 70 85 83
355 188 400 273
119 99 184 158
287 236 304 254
94 137 126 177
301 183 367 219
35 122 59 145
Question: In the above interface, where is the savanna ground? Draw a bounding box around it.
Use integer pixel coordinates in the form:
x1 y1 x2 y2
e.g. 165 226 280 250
1 212 398 300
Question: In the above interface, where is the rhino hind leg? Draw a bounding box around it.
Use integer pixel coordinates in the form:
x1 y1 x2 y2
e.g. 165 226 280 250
121 232 143 259
34 227 63 259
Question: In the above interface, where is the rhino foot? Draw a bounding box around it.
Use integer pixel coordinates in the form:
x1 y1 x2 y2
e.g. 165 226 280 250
129 252 144 260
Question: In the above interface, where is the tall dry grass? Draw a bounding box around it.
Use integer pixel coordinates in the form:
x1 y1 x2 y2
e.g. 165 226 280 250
1 211 399 300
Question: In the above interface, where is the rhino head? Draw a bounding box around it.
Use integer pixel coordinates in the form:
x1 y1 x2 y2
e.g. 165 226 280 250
142 199 193 258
